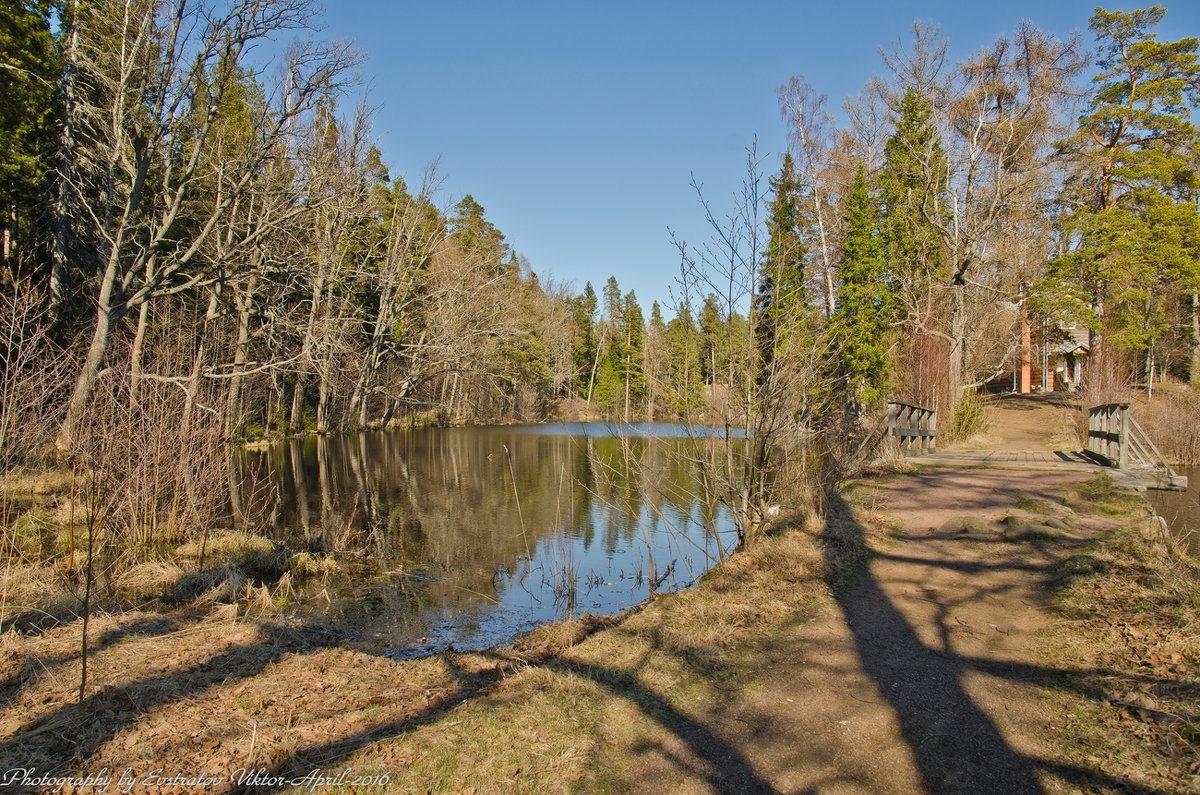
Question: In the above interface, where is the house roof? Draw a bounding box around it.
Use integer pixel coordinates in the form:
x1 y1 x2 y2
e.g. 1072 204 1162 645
1054 341 1089 356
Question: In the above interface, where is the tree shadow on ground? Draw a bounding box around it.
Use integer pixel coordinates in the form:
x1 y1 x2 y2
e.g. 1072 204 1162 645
0 607 779 795
0 615 181 713
822 490 1175 795
246 622 779 794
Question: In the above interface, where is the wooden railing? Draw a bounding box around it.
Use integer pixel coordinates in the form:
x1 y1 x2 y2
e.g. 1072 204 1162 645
887 401 937 456
1087 403 1187 490
1086 402 1129 467
853 401 938 462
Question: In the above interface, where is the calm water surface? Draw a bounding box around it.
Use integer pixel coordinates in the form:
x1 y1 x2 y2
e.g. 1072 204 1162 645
1148 465 1199 558
238 423 741 658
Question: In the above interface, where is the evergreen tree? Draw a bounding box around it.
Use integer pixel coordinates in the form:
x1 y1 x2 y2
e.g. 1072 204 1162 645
1042 6 1200 378
593 276 625 412
620 290 646 420
665 302 702 414
878 87 947 324
698 293 724 388
449 194 509 266
754 153 808 373
645 301 668 419
0 0 57 276
570 283 598 398
831 165 894 407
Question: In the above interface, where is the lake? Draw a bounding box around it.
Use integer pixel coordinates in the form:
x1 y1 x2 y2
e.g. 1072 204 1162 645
237 424 742 658
1148 465 1199 558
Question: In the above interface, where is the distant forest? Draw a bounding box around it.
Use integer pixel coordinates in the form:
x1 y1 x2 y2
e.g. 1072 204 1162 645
1 1 1198 457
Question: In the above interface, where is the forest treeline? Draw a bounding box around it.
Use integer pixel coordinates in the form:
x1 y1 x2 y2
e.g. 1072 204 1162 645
1 0 1198 466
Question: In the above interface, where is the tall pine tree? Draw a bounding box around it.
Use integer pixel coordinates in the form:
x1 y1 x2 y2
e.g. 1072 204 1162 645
1043 6 1200 381
831 165 894 407
755 153 808 375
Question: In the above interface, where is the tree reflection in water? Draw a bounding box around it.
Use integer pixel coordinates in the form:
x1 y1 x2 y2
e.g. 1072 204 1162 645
238 423 741 657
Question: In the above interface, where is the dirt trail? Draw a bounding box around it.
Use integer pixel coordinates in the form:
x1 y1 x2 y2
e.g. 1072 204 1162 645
946 393 1081 453
625 399 1122 794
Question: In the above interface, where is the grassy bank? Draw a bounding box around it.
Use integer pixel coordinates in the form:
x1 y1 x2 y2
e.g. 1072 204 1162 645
1043 474 1200 791
3 466 1196 792
0 479 887 790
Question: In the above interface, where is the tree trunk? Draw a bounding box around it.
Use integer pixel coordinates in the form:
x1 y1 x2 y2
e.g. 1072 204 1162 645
57 256 121 449
316 369 331 434
224 279 255 438
51 2 79 316
586 334 604 408
947 284 967 407
1089 293 1105 394
225 298 252 438
128 300 150 410
227 451 243 530
624 355 631 423
1191 293 1199 385
290 377 305 433
1020 300 1032 394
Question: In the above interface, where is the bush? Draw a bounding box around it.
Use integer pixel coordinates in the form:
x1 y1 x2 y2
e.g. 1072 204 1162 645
947 389 988 442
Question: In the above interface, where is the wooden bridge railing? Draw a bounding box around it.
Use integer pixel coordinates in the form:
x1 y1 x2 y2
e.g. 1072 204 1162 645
1087 403 1187 489
854 401 937 462
886 401 937 456
1086 402 1129 468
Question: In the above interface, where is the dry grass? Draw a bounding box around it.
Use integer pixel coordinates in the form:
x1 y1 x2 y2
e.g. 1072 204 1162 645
286 551 340 579
1045 474 1200 791
0 562 77 629
115 560 187 603
0 468 74 497
333 500 885 792
1136 385 1200 466
175 531 282 577
0 490 890 792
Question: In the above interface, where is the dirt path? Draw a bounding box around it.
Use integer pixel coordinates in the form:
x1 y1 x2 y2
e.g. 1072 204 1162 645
624 467 1120 795
947 393 1081 453
619 397 1143 795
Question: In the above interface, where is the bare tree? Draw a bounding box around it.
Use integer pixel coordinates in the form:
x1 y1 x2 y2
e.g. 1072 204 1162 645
56 0 357 447
673 144 834 547
778 77 839 318
899 23 1083 399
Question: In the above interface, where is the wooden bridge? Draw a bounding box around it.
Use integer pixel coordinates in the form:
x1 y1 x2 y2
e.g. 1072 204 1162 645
866 398 1187 492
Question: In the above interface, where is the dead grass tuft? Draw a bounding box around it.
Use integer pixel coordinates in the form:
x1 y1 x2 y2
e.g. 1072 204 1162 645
176 564 247 606
0 563 68 627
286 550 340 580
116 560 186 603
175 532 282 577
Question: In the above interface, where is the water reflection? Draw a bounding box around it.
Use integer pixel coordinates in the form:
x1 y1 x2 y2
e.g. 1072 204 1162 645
239 424 739 657
1148 465 1199 558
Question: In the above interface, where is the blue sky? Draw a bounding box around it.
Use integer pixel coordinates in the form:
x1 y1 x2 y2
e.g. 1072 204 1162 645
315 1 1199 311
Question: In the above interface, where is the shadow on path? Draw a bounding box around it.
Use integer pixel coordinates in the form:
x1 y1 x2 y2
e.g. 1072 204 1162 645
822 490 1171 795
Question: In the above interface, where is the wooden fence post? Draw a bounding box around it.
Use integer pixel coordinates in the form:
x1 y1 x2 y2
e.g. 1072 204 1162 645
1118 403 1129 469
